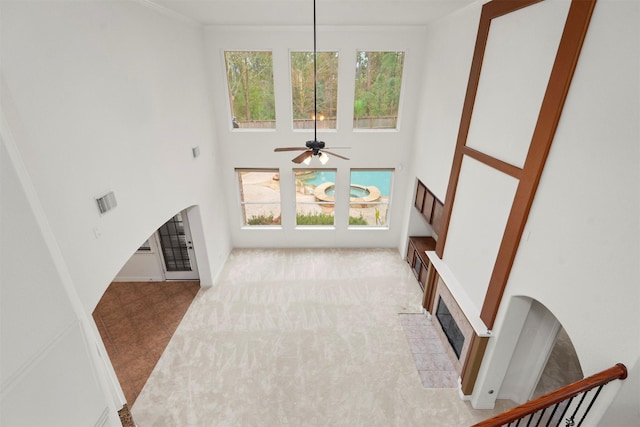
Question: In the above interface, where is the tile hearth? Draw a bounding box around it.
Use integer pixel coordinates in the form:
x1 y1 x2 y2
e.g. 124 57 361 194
399 313 459 388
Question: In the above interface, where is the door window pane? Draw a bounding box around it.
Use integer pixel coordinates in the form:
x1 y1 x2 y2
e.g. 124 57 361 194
225 51 276 129
349 169 393 227
295 169 336 226
237 169 281 226
291 51 339 129
353 51 405 129
158 213 191 271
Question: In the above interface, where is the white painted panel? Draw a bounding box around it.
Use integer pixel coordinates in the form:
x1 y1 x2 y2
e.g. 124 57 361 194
443 156 518 309
0 324 110 427
466 0 570 168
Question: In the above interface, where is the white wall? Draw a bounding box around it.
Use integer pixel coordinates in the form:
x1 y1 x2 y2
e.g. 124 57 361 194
409 3 480 202
1 0 231 422
1 135 121 426
402 3 482 253
205 25 427 249
1 0 231 312
497 1 639 422
412 0 639 422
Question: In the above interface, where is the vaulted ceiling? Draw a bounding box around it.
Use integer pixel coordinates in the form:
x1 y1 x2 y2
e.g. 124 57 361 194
147 0 478 26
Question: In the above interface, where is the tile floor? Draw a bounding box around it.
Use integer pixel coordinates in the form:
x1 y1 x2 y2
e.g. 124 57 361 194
92 281 199 405
399 313 459 388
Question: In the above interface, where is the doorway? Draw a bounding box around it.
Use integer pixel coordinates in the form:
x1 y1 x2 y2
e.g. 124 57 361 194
157 210 199 280
498 298 584 404
532 326 584 398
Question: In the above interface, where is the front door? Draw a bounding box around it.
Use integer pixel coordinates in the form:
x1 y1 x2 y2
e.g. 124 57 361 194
157 210 199 280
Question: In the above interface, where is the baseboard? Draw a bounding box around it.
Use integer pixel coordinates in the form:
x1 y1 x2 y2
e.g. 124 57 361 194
112 276 163 282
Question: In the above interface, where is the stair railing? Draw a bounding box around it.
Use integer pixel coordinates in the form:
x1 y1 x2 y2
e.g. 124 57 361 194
472 363 627 427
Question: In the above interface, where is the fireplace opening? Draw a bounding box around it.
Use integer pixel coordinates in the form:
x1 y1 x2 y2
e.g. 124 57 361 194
436 297 465 359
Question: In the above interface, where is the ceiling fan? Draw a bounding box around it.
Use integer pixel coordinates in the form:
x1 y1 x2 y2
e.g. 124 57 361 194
274 0 350 165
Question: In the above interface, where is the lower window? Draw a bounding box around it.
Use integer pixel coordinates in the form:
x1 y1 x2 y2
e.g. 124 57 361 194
294 169 336 226
236 169 281 226
348 169 393 227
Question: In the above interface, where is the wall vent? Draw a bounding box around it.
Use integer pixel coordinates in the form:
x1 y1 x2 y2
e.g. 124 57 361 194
96 191 117 214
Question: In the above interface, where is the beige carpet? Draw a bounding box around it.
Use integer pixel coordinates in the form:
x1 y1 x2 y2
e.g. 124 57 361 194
132 248 514 425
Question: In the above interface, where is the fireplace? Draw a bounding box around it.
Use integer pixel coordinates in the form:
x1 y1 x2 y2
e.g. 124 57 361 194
430 275 476 376
436 297 465 359
425 251 493 395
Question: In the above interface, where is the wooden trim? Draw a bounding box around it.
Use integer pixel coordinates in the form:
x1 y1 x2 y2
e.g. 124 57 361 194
480 0 598 327
422 269 439 312
462 147 523 179
472 363 628 426
435 0 543 258
483 0 544 19
461 335 490 395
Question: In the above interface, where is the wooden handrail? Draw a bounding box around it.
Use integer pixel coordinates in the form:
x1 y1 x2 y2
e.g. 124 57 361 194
472 363 628 427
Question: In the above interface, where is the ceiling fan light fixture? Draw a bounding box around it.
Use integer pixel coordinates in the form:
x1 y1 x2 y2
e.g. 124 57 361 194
319 152 329 165
303 155 312 165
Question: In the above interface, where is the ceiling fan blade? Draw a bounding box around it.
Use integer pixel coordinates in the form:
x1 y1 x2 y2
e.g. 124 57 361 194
292 150 313 164
322 150 350 161
323 147 351 150
274 147 307 152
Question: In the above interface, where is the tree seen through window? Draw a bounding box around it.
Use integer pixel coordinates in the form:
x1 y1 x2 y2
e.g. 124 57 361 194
354 51 405 129
225 51 276 129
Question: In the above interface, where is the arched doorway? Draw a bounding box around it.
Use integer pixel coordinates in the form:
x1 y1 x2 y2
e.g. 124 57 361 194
91 207 206 406
115 209 199 282
499 298 583 404
532 325 583 398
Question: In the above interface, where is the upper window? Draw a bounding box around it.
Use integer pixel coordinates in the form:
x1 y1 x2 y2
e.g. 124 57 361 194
294 169 336 226
224 51 276 129
353 51 405 130
349 169 393 227
291 52 339 130
236 169 281 226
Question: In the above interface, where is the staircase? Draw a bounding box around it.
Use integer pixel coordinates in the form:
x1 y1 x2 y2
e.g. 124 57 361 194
473 363 627 427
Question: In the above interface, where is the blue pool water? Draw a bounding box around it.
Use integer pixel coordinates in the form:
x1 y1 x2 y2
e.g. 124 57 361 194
301 170 392 196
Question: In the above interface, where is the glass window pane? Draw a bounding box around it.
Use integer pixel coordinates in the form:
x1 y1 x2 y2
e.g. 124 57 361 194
349 169 393 227
353 51 405 129
225 51 276 129
291 51 339 130
237 169 281 226
294 169 336 226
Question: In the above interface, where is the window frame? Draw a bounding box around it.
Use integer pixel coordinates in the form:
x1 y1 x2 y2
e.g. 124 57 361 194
352 50 406 131
236 168 282 227
224 50 277 131
347 168 394 229
290 50 340 131
293 168 338 228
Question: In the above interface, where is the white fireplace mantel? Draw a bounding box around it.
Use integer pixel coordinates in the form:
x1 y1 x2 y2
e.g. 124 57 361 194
426 251 492 337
